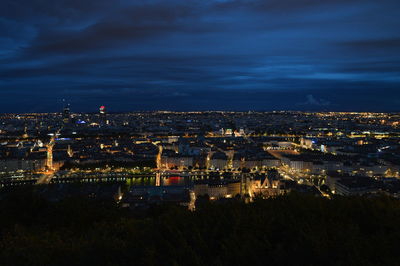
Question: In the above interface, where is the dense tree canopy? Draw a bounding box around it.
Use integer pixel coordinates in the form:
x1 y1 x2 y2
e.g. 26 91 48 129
0 189 399 266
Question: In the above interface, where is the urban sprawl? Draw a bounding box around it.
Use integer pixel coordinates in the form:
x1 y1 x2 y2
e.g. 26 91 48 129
1 107 400 209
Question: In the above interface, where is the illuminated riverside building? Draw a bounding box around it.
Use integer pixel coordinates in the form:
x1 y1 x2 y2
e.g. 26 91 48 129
209 152 228 170
194 180 241 199
160 153 193 169
0 158 46 173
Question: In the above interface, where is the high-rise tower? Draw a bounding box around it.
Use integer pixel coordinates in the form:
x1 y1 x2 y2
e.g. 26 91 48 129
63 104 70 124
99 105 107 124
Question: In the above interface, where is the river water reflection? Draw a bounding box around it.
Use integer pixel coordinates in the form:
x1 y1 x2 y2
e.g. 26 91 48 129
125 173 243 189
126 176 194 188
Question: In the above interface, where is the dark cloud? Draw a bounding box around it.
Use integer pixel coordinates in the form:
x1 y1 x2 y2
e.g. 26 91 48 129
339 60 400 74
215 0 368 12
340 38 400 53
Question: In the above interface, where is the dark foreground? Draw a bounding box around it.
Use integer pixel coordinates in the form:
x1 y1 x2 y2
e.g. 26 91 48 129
0 190 399 266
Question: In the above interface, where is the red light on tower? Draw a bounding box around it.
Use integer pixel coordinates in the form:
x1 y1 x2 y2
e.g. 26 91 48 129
99 106 106 114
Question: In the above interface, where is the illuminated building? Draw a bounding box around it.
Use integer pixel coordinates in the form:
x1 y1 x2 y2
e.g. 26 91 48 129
63 104 70 124
99 105 106 115
46 135 55 170
99 105 107 124
47 143 53 170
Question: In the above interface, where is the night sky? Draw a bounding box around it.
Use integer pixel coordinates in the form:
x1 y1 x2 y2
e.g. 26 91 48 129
1 0 399 113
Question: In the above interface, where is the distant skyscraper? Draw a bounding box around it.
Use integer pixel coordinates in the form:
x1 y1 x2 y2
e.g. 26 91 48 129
99 105 107 124
63 104 70 124
99 105 106 115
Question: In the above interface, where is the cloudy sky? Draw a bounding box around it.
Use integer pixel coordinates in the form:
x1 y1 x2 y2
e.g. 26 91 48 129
0 0 399 112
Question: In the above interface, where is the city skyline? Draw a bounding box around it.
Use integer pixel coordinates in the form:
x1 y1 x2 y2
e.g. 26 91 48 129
1 0 399 112
1 94 400 265
2 2 400 263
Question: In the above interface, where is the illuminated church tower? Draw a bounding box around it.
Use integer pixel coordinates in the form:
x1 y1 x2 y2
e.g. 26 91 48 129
46 135 55 170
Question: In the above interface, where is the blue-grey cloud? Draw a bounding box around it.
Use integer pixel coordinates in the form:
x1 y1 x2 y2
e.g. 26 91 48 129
0 0 399 112
298 95 330 106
